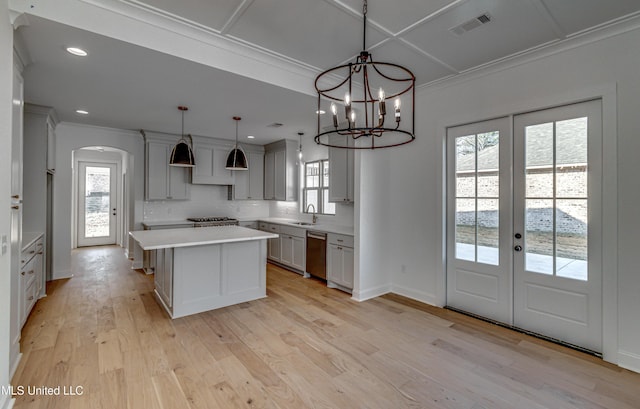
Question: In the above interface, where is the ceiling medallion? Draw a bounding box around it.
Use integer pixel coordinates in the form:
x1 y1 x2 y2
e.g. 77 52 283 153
314 0 415 150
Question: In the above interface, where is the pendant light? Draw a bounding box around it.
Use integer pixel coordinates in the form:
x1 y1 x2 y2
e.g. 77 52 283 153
297 131 304 164
169 106 195 167
225 116 248 170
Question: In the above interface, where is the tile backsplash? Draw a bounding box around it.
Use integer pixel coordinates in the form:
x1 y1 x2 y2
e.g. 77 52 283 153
143 185 270 221
144 184 354 227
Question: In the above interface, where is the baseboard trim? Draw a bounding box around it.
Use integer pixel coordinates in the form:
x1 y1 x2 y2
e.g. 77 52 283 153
9 352 22 381
352 283 392 302
618 350 640 373
390 285 440 307
0 394 15 409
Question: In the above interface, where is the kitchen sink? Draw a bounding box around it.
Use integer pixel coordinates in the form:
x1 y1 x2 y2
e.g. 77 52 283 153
289 221 314 226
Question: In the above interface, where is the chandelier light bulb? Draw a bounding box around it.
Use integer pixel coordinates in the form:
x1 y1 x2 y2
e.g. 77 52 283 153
378 88 385 101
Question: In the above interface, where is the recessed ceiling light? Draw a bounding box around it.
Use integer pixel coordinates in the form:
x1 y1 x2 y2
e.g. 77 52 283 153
75 109 89 115
247 135 255 139
66 47 88 57
316 110 326 114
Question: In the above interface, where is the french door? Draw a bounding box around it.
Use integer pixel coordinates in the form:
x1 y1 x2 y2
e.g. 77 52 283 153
447 99 603 352
77 162 117 247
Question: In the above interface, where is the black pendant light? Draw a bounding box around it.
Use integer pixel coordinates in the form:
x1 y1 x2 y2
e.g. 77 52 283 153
169 106 195 167
225 116 248 171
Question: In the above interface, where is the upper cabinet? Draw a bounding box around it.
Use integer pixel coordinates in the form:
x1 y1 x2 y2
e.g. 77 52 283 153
230 145 265 200
264 139 298 201
191 136 235 185
143 131 190 200
23 104 58 233
328 135 354 203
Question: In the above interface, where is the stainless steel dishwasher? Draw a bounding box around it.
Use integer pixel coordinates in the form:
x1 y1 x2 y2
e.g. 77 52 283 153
306 230 327 279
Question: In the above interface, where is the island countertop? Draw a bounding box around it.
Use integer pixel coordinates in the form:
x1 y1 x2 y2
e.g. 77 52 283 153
130 225 278 250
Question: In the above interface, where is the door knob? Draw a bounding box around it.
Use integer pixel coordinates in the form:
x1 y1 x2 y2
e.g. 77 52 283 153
514 245 523 252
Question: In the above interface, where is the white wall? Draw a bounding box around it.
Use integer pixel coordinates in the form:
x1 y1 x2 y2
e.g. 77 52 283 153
353 148 392 301
370 23 640 371
1 4 14 408
53 122 144 278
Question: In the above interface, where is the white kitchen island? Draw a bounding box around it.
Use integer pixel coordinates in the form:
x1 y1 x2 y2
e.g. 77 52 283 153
129 226 278 319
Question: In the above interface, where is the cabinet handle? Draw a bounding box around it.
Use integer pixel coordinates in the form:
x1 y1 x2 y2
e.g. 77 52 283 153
12 195 19 199
38 252 43 255
29 250 35 254
337 246 342 250
28 296 34 301
21 271 25 276
11 206 19 210
28 270 34 275
337 239 343 242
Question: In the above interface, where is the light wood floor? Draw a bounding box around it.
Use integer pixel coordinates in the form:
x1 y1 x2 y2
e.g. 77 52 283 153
11 246 640 409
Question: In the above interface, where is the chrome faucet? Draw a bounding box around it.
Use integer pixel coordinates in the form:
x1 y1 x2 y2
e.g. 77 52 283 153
306 204 317 224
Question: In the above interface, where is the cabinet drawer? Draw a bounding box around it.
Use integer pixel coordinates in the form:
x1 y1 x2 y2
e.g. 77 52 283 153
279 225 305 238
328 233 353 248
258 222 269 231
266 224 280 234
21 242 37 265
25 279 37 316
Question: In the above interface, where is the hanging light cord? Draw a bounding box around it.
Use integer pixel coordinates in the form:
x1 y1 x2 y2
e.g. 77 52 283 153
362 0 367 51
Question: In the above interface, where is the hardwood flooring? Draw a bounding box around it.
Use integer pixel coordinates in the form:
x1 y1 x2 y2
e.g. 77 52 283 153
11 246 640 408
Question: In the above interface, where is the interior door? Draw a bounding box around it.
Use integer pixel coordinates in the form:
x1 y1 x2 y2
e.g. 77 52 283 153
78 162 117 247
513 99 602 352
446 117 513 324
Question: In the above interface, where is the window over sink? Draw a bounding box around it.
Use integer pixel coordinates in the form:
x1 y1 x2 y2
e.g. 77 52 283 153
303 160 335 215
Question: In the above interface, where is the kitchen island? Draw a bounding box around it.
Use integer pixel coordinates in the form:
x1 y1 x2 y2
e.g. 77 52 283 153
130 226 278 318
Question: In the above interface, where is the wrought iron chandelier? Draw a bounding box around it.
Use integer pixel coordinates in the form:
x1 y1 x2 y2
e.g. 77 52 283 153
314 0 415 149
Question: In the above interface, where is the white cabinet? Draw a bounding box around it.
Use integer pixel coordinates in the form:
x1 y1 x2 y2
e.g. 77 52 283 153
191 136 235 185
231 147 264 200
259 222 305 273
20 235 45 327
264 151 275 200
327 233 354 291
143 132 190 200
279 226 306 272
264 140 298 201
328 135 354 203
154 248 173 309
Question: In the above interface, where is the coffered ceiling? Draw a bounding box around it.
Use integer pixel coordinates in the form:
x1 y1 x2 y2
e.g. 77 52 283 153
12 0 640 143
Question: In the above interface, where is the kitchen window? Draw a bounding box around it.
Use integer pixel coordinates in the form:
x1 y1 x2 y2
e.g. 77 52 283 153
303 160 335 215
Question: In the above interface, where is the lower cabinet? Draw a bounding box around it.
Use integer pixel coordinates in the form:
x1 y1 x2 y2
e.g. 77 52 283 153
154 248 173 309
327 233 354 291
259 222 305 273
280 232 305 271
20 235 45 327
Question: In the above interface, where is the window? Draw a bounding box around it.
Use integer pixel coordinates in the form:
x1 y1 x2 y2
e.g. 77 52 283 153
303 160 335 215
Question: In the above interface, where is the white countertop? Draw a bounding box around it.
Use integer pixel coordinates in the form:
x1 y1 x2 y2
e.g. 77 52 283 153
258 218 354 236
130 225 278 250
22 232 44 251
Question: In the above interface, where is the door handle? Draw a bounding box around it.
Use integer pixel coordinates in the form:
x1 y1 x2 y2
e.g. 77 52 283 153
514 233 522 239
514 245 523 252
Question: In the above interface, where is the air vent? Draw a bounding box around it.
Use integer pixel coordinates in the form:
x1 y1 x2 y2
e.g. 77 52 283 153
450 13 492 36
267 122 284 128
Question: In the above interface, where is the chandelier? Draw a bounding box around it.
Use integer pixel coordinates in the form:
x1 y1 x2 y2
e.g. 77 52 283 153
314 0 415 149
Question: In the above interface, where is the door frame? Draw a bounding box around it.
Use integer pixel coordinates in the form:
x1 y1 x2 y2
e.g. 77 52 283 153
77 161 118 247
72 149 124 249
437 83 618 364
